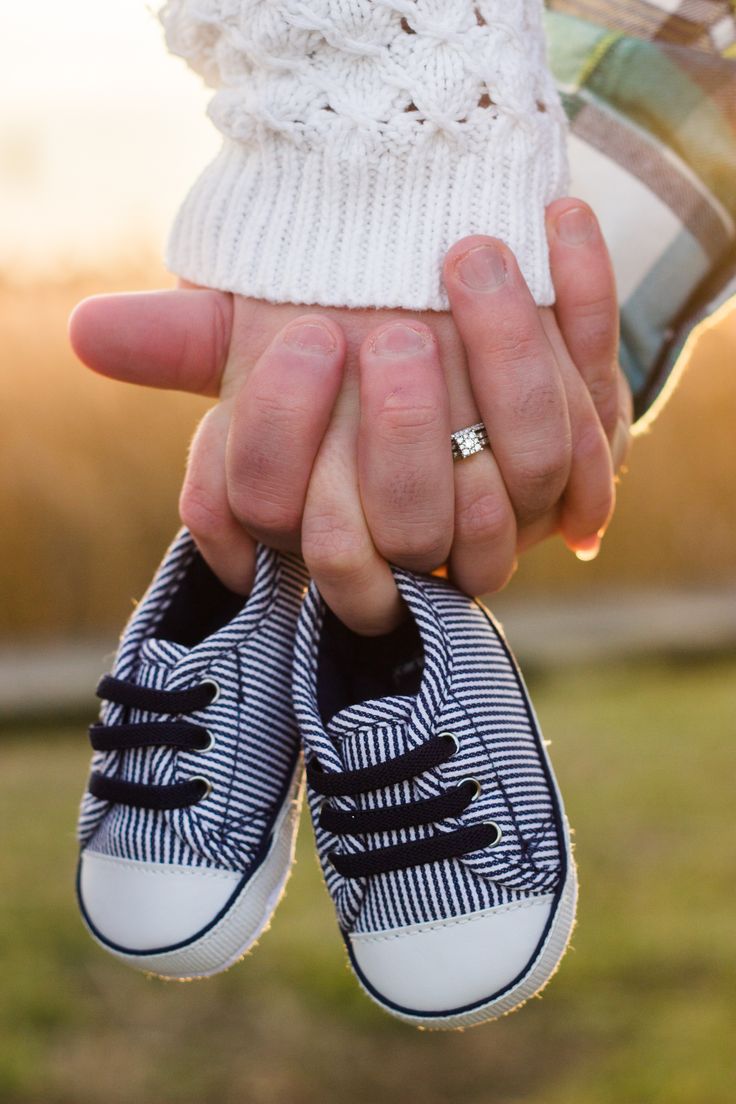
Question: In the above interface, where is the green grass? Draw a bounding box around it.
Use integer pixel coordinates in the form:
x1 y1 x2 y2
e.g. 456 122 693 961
1 659 735 1104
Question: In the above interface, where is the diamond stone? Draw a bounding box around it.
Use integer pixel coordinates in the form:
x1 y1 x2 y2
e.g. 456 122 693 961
452 425 487 459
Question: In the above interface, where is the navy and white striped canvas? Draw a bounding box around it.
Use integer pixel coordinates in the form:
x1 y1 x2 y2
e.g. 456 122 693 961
78 530 309 874
293 568 565 936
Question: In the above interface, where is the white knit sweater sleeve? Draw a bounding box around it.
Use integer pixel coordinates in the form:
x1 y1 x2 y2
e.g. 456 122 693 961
160 1 569 311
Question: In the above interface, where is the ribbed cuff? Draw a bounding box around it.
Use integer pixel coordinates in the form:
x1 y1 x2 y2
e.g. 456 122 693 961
166 119 569 312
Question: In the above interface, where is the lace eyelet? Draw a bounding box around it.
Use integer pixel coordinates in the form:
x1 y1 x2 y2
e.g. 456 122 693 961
200 678 221 705
191 776 213 801
196 730 216 753
438 731 459 756
461 777 482 801
327 853 338 871
484 821 502 846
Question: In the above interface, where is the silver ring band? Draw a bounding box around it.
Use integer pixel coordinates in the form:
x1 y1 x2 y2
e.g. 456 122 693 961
451 422 490 461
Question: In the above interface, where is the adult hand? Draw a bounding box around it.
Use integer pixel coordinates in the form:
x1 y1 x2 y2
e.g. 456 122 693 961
69 200 632 633
356 197 632 608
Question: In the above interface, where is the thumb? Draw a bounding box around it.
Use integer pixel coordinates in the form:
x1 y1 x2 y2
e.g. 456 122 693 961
68 288 233 397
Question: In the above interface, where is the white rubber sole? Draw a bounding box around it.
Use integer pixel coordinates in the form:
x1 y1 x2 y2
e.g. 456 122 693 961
82 769 303 980
352 826 577 1030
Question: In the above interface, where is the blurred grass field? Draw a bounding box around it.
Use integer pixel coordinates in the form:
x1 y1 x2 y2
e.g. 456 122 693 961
2 658 735 1104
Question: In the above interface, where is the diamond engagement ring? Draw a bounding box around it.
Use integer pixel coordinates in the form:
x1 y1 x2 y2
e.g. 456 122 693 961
451 422 490 461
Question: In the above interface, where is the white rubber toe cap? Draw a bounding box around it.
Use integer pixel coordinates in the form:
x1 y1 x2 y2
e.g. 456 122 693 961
349 894 555 1015
79 850 241 953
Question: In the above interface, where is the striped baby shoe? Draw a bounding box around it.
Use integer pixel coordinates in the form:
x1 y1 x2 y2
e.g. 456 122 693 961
76 530 308 979
293 568 577 1029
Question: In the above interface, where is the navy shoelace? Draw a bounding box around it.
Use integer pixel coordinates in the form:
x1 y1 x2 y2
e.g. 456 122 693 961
87 674 217 811
306 733 500 878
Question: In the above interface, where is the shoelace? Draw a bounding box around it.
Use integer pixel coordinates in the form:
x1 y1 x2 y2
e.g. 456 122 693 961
86 674 218 811
306 732 501 878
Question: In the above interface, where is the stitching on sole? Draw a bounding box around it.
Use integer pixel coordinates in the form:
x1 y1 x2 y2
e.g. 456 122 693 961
351 894 555 945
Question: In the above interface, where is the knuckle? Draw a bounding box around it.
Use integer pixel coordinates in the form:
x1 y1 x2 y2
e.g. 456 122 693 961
251 389 313 423
513 442 571 499
376 524 450 571
231 493 301 539
302 514 371 583
229 437 275 487
511 381 566 426
179 482 227 541
239 395 313 459
456 490 513 545
510 477 565 523
577 321 615 370
575 421 610 467
487 331 544 372
244 391 315 447
374 398 444 444
227 443 302 535
379 467 442 516
570 289 615 331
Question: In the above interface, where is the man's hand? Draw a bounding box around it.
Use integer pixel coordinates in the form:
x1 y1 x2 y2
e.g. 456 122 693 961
70 199 632 634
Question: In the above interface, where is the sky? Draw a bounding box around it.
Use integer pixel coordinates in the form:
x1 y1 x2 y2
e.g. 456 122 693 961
0 0 219 276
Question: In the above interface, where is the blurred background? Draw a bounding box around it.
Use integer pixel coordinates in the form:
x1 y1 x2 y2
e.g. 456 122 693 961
1 3 734 1103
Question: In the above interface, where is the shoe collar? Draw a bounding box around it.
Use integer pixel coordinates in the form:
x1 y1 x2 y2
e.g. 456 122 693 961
295 567 454 772
111 532 280 699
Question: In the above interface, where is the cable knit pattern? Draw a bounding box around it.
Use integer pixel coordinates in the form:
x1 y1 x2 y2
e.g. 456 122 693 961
161 1 569 310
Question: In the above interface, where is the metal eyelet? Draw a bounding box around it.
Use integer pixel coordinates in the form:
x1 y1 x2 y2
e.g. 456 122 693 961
438 731 459 756
327 853 338 870
200 678 221 705
485 821 502 846
191 776 213 800
461 777 482 801
196 730 216 753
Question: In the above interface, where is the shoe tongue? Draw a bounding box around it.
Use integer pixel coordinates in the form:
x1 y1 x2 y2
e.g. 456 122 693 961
138 637 190 671
326 695 415 772
326 694 414 739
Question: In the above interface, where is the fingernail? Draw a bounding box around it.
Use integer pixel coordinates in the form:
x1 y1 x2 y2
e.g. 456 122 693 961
370 323 428 357
556 206 594 246
283 321 336 354
574 535 601 562
456 244 507 291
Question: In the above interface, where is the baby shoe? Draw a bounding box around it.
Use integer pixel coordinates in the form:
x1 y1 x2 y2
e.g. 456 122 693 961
77 530 308 979
293 569 577 1029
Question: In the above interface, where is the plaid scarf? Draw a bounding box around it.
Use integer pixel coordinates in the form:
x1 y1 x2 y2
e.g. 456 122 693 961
548 1 736 55
545 0 736 418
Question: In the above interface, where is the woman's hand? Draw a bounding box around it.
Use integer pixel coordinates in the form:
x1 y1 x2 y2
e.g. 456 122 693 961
70 199 632 633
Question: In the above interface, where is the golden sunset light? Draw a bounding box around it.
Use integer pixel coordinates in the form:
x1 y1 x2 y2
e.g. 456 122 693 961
0 0 217 275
